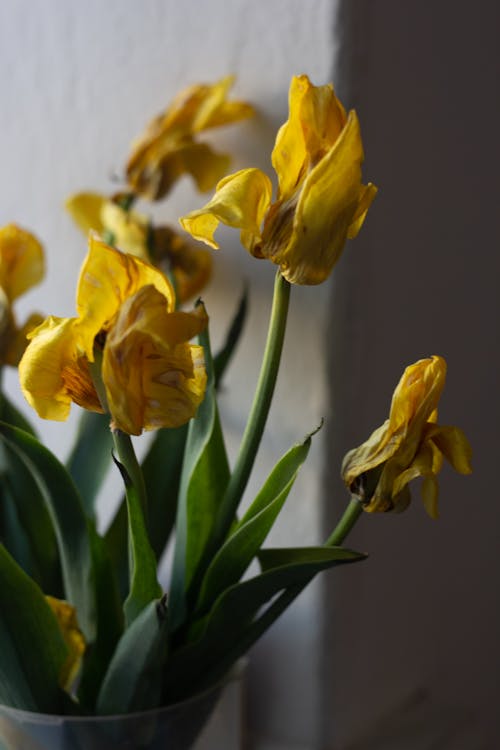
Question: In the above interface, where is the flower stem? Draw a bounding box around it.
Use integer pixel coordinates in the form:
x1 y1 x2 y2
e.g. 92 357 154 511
325 496 364 547
111 429 148 520
212 270 291 548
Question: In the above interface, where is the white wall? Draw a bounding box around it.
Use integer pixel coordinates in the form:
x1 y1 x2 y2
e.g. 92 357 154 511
0 1 338 748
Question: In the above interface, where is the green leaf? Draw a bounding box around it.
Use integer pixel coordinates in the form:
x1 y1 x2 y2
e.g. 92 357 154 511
0 544 66 712
0 440 62 595
97 597 168 715
169 315 230 630
213 287 248 388
0 392 37 437
143 423 189 560
196 437 311 613
105 425 187 604
0 483 35 578
66 410 113 520
0 422 122 707
164 545 365 700
77 532 123 710
0 423 96 639
257 545 366 570
110 444 162 627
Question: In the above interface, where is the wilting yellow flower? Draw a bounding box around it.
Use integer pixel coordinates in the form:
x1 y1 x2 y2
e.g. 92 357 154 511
126 76 254 201
180 74 377 285
0 224 45 366
66 192 150 259
19 234 207 435
66 192 212 303
341 356 472 518
45 596 85 692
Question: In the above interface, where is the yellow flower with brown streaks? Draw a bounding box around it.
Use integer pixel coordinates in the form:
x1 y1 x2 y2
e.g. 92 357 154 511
65 192 212 303
19 234 207 435
180 74 377 285
0 224 45 366
125 76 254 201
341 356 472 518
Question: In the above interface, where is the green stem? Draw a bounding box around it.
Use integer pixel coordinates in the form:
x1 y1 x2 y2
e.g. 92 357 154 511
325 496 364 547
111 429 148 520
211 270 291 548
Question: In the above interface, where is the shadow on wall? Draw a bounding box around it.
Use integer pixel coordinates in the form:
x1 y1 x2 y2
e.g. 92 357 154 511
323 0 500 748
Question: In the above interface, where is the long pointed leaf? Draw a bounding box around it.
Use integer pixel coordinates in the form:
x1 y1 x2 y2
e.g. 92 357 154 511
164 545 365 700
0 544 66 712
104 425 187 603
0 440 61 594
0 392 37 437
169 316 230 630
97 597 168 715
111 449 162 627
213 287 248 388
196 437 311 612
142 423 188 560
0 422 122 707
66 410 113 520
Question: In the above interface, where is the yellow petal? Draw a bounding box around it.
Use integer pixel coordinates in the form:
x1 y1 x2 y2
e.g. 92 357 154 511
100 201 150 259
19 316 101 420
389 356 447 438
421 475 440 519
65 192 106 236
152 226 212 303
178 142 232 193
190 76 254 131
103 286 207 435
391 442 442 498
76 234 175 358
126 77 253 200
427 424 473 475
267 111 375 285
341 420 395 490
341 354 468 516
0 224 44 301
5 311 45 366
45 596 85 692
272 74 347 201
179 168 273 252
347 182 379 239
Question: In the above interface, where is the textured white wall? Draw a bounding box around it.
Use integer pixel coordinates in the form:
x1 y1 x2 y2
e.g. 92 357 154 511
0 1 339 748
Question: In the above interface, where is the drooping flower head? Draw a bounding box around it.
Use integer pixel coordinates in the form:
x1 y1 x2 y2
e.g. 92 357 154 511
180 74 377 285
125 76 254 201
65 192 212 303
0 224 45 366
341 356 472 518
19 234 207 435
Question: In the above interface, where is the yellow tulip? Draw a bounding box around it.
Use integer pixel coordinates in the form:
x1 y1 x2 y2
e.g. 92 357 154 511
125 76 254 201
45 596 85 692
0 224 45 366
341 356 472 518
19 234 207 435
66 192 212 303
180 74 377 285
66 192 150 260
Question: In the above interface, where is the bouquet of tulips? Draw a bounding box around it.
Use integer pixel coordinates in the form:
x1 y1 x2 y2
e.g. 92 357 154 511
0 74 472 729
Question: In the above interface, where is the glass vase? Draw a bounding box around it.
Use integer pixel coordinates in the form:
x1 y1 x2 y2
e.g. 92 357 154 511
0 664 244 750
